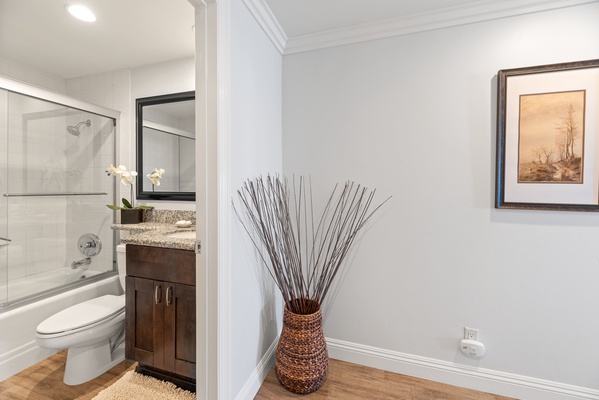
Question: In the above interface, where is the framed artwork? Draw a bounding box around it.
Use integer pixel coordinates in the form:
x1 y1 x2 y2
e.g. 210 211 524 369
496 59 599 211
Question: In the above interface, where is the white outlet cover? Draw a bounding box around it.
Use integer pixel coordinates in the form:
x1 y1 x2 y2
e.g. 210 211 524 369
464 327 479 340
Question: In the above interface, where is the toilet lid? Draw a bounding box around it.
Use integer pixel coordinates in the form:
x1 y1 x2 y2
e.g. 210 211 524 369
37 294 125 334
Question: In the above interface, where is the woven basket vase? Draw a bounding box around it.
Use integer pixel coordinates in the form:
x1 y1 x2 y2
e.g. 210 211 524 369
275 299 328 394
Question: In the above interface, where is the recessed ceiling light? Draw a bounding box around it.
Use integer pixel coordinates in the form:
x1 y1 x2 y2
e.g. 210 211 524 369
65 4 96 22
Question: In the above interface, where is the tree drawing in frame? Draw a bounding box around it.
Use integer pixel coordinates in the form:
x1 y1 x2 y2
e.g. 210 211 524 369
518 90 586 183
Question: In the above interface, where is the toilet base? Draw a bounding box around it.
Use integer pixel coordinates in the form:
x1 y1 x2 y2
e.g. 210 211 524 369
63 341 125 385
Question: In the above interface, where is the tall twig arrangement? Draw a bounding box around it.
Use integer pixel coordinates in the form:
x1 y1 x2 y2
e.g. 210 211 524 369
234 175 390 315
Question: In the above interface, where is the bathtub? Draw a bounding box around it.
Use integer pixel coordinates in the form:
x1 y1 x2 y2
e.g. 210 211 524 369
0 270 122 382
0 267 105 305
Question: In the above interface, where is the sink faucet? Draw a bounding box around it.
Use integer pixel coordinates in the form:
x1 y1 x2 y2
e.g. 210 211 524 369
71 257 91 269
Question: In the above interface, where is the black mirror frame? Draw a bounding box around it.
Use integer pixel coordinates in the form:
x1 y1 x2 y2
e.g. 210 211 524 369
136 91 195 201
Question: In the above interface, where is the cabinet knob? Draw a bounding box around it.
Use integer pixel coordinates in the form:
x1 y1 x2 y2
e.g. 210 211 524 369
155 285 162 304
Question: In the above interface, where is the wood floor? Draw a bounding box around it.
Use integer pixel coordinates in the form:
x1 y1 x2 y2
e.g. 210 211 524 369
0 351 136 400
0 351 516 400
254 359 516 400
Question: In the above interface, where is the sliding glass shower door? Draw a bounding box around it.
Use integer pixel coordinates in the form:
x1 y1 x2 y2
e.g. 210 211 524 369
0 88 7 306
0 86 117 308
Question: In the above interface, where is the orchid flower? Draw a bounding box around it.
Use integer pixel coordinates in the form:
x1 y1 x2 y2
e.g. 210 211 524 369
146 168 165 187
105 164 152 211
120 170 138 186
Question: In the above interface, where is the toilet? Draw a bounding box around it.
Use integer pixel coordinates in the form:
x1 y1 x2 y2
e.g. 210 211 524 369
35 244 128 385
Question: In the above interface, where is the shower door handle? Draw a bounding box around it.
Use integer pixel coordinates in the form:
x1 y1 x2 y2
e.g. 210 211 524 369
0 237 11 247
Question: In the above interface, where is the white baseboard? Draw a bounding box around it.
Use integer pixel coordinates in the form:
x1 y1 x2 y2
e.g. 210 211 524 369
0 340 55 382
234 337 278 400
326 338 599 400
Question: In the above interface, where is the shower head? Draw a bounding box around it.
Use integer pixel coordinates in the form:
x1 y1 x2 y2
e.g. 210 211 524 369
67 119 91 136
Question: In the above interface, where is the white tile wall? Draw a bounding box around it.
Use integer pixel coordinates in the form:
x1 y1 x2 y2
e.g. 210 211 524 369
66 69 131 273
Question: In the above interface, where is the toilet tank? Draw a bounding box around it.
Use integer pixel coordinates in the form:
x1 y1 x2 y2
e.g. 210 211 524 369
116 244 127 290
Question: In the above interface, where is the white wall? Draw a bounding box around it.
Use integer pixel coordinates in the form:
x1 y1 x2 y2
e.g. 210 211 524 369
229 0 283 397
282 3 599 399
131 57 195 100
0 56 66 94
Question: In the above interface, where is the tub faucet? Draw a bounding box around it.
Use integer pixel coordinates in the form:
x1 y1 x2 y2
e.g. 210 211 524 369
71 257 91 269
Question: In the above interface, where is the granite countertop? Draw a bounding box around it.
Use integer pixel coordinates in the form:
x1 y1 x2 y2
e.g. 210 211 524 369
112 222 196 251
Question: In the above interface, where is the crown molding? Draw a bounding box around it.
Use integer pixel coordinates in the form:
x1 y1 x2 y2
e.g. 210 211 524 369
242 0 286 54
274 0 597 55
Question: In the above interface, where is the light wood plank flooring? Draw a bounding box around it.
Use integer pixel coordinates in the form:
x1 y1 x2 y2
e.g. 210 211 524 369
0 351 135 400
255 359 516 400
1 351 516 399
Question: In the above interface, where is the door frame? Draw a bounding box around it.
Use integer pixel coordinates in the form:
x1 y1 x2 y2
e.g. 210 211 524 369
190 0 230 398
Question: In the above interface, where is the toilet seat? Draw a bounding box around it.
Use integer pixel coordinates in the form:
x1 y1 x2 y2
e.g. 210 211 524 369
37 294 125 337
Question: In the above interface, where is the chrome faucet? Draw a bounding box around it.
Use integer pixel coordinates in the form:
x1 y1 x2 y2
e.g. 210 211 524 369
71 234 101 269
71 257 91 269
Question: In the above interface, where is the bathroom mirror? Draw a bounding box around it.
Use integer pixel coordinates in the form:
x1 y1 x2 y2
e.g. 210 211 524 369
136 91 195 201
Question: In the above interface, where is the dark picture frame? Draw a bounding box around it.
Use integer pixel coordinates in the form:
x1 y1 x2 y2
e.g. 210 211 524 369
496 59 599 211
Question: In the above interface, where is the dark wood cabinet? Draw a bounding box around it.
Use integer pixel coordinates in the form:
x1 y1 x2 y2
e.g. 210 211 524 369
125 244 196 391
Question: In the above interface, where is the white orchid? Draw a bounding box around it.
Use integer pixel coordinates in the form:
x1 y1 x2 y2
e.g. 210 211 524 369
106 164 125 176
146 168 165 187
105 164 151 211
120 170 138 186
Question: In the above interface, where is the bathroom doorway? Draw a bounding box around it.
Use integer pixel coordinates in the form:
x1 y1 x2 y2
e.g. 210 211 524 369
191 1 221 398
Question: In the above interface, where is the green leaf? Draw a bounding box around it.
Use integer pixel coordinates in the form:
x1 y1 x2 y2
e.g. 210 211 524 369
136 205 154 210
106 205 123 210
121 198 133 208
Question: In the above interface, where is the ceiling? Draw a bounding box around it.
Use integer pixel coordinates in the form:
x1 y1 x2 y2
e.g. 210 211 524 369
0 0 589 80
0 0 195 79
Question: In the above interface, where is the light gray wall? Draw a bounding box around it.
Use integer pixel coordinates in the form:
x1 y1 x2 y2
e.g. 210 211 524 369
230 0 283 397
282 1 599 396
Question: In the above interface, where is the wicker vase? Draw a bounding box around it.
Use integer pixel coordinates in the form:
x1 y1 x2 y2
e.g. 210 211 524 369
275 299 328 394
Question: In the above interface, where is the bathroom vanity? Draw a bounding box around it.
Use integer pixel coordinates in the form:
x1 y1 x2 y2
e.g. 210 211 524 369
125 244 196 390
113 210 197 392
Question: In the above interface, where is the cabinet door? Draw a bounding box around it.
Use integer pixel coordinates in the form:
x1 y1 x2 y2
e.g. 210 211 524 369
125 276 166 368
164 283 196 379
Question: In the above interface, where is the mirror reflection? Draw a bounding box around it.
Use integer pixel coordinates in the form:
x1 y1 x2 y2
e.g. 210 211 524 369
136 91 195 201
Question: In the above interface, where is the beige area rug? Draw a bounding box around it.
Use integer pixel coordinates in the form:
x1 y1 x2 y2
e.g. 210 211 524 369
93 370 196 400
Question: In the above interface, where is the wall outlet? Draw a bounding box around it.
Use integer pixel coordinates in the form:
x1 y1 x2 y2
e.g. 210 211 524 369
464 327 479 341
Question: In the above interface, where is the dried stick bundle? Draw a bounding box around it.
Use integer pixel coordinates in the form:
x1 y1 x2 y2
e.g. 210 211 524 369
234 176 389 315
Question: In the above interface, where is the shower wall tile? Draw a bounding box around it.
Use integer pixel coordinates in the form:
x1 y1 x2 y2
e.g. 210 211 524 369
4 87 100 279
0 262 6 285
66 69 131 274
